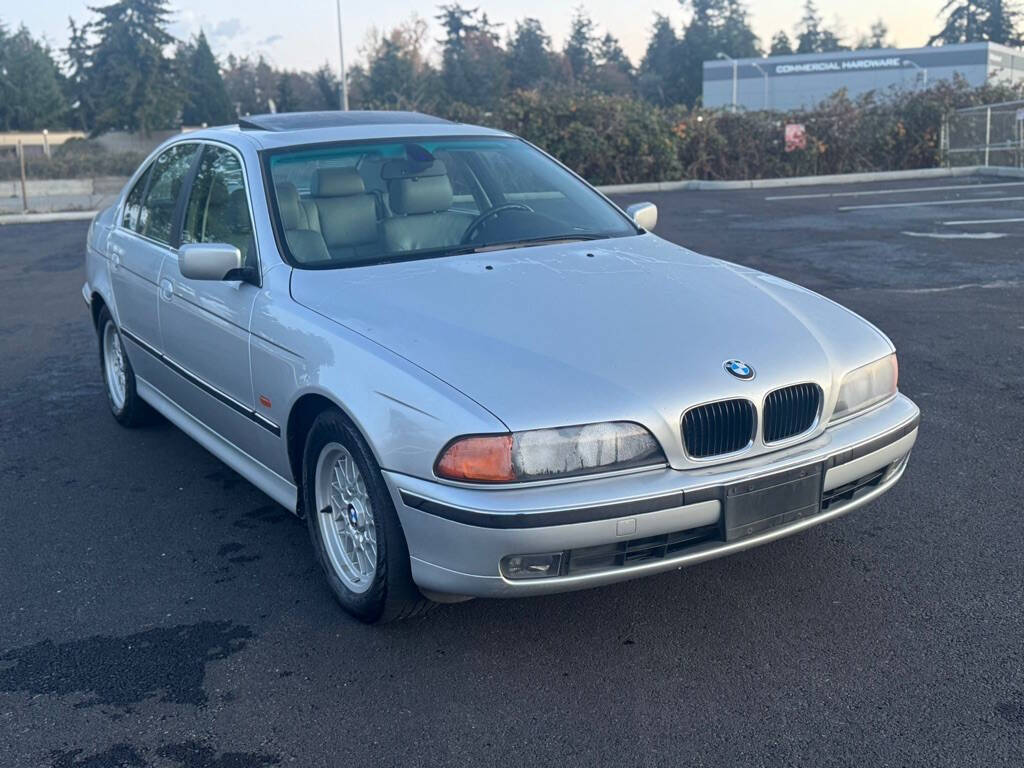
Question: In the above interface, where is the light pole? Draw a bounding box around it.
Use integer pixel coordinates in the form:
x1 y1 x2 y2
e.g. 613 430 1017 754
336 0 349 110
902 59 927 89
716 52 737 112
751 60 769 110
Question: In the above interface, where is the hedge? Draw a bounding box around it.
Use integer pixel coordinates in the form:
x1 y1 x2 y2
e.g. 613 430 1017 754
3 77 1020 185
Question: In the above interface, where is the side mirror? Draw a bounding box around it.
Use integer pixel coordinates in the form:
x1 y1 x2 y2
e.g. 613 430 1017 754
179 243 251 282
626 202 658 232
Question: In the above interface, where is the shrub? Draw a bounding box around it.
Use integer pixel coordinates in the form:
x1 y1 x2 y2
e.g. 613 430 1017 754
0 140 143 181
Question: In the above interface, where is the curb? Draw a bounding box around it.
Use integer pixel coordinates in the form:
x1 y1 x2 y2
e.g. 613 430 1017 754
0 210 98 225
597 165 1023 195
4 166 1023 224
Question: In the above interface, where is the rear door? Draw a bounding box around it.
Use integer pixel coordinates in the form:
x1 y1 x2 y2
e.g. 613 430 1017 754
157 143 268 447
108 142 199 384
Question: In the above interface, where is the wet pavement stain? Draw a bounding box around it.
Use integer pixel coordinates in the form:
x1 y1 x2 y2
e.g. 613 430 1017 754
156 742 280 767
0 621 253 707
50 743 147 768
48 742 281 768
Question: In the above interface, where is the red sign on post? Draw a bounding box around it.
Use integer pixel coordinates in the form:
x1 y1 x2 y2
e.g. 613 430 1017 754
785 123 807 152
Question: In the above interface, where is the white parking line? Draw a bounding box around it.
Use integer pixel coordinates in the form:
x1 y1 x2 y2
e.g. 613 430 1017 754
902 231 1007 240
839 196 1024 211
943 217 1024 225
765 181 1024 201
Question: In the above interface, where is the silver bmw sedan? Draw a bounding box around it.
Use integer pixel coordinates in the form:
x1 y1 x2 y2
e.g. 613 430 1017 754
82 111 919 623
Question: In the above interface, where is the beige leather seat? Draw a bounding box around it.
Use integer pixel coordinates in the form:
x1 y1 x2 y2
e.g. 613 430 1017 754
275 182 331 264
310 168 381 262
382 166 473 253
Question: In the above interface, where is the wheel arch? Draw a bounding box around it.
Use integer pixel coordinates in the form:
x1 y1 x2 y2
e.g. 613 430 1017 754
286 391 379 517
90 291 109 330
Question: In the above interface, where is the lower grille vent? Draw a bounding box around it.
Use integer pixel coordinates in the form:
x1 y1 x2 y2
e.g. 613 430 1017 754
566 524 720 575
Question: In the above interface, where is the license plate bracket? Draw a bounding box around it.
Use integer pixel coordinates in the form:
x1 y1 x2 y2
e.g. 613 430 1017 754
723 464 823 541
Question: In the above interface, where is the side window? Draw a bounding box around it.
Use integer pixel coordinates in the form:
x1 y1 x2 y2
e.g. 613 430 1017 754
138 143 199 245
181 146 255 267
122 165 152 231
479 149 565 200
435 151 482 214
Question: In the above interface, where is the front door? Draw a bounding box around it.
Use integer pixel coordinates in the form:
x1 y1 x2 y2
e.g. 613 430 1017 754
157 144 265 447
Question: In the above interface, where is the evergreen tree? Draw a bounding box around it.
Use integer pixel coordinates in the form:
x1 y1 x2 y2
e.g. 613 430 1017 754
64 17 93 131
0 24 69 130
564 7 597 83
678 0 758 106
639 14 682 104
720 0 761 58
981 0 1021 43
222 55 278 115
178 31 234 126
313 64 341 110
355 19 438 110
769 29 794 55
928 0 1021 44
507 18 553 91
795 0 846 53
87 0 180 134
795 0 825 53
592 33 634 94
436 3 478 102
857 19 891 49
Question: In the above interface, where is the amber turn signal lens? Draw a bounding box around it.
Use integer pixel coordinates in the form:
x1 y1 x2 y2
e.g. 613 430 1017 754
435 435 515 482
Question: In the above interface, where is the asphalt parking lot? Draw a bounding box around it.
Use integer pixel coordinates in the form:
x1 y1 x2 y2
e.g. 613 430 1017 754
1 174 1022 767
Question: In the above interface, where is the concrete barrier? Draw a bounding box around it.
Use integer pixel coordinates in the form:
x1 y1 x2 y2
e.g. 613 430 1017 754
0 176 128 214
5 165 1024 223
596 165 1010 195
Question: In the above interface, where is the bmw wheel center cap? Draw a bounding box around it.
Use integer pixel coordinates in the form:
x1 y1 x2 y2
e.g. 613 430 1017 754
724 359 755 380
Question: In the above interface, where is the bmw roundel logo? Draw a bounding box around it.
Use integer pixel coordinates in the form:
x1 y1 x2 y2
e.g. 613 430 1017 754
724 359 755 380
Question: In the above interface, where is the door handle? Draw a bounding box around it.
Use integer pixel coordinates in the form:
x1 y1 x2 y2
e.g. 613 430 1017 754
159 278 174 301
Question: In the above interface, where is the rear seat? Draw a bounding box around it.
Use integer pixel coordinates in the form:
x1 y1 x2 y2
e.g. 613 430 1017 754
310 168 381 262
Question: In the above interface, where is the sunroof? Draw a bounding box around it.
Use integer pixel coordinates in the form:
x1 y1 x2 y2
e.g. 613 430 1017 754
237 111 453 132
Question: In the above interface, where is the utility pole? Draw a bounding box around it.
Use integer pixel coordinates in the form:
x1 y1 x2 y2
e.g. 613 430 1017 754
751 60 769 110
336 0 349 110
717 52 737 112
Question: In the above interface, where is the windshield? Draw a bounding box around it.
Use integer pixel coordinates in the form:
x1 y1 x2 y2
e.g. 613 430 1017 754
265 137 636 268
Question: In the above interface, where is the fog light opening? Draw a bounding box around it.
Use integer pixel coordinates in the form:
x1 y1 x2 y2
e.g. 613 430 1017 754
501 552 564 580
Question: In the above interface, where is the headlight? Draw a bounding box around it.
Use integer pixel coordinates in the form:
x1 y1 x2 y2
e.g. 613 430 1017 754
435 422 665 483
831 353 898 422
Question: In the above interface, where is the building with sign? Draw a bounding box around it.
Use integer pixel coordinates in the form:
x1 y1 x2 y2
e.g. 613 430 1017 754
703 42 1024 111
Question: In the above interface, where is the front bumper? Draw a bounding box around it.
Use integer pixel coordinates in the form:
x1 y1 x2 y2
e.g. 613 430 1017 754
385 394 919 598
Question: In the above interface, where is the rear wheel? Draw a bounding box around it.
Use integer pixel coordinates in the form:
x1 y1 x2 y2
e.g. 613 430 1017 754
97 306 153 427
303 409 433 623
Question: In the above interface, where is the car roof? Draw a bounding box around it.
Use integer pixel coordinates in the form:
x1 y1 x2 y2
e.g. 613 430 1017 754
183 111 512 151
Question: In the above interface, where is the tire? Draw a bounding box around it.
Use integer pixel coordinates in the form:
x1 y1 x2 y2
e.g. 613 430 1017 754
96 306 154 427
302 409 434 624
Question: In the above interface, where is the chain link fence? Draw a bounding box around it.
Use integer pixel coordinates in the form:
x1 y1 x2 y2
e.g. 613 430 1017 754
943 100 1024 168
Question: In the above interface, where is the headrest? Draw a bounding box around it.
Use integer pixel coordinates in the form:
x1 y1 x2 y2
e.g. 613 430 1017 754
226 188 250 232
208 179 230 206
275 182 303 229
388 174 453 215
312 167 365 197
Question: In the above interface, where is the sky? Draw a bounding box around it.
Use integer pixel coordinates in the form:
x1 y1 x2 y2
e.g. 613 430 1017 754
7 1 949 73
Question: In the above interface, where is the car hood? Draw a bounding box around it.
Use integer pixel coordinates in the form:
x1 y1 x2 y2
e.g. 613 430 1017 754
290 234 891 461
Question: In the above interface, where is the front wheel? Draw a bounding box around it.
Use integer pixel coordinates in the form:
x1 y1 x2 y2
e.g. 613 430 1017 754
303 409 433 623
97 306 154 427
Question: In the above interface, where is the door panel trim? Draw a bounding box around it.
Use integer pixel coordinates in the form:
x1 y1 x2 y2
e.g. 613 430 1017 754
121 327 280 437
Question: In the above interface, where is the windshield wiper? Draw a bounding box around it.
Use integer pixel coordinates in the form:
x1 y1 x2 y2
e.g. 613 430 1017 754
471 233 609 252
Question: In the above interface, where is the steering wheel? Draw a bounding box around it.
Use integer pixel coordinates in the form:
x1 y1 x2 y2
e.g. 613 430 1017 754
460 203 534 244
